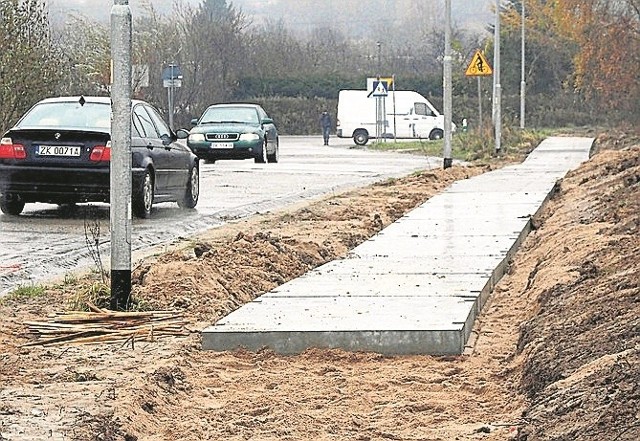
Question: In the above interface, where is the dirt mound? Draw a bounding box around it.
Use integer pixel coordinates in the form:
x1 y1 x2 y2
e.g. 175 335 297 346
1 137 638 441
514 145 640 440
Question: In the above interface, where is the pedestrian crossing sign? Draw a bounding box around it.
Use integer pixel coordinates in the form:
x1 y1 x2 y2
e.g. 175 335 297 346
465 50 493 77
371 80 388 96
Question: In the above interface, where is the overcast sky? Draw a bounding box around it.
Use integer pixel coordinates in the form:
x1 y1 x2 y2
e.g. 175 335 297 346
48 0 494 36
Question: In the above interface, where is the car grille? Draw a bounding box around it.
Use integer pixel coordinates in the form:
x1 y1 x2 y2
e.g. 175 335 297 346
205 133 239 142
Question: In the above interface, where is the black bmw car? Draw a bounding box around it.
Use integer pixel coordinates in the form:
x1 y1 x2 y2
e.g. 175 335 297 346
0 96 199 218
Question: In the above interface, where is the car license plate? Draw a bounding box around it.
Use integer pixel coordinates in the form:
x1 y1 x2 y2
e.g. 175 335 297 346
37 145 81 157
211 142 234 149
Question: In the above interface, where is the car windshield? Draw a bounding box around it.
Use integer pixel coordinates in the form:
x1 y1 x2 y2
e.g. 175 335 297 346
199 107 259 125
17 101 111 130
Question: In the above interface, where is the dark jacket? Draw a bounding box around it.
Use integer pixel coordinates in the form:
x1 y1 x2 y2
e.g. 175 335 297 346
320 112 331 129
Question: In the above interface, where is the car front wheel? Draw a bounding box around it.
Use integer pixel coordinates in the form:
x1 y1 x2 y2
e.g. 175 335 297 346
254 139 268 164
133 169 154 218
267 139 279 163
0 194 25 215
178 163 199 209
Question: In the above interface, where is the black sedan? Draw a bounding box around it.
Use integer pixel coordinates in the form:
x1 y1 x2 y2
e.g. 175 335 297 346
0 96 199 218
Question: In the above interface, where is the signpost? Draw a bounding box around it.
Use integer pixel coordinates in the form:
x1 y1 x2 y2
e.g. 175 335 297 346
465 50 493 131
370 79 388 144
162 64 182 130
366 77 389 144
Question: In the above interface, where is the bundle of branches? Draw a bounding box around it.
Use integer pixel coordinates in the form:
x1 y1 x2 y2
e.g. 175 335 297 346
22 303 188 347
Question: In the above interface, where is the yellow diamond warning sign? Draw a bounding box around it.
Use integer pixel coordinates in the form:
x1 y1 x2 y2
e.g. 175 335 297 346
465 50 493 77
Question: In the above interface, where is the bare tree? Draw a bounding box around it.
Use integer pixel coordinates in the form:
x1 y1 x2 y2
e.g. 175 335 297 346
53 14 111 97
0 0 60 132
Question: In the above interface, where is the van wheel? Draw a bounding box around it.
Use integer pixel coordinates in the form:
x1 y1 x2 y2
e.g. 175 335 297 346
353 130 369 146
430 129 444 140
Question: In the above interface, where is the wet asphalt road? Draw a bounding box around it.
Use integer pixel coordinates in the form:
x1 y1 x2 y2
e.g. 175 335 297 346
0 136 442 296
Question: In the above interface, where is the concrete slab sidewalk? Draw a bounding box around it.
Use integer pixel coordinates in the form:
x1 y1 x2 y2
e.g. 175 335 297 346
202 137 594 355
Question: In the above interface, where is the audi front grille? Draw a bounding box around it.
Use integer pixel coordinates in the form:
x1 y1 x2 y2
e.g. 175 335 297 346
205 133 239 142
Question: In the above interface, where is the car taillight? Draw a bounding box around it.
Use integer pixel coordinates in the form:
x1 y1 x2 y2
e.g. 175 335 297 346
90 142 111 162
0 137 26 159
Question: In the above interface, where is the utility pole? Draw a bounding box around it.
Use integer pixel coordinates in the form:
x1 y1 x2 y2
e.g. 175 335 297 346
110 0 132 310
443 0 452 169
493 0 502 155
520 0 526 129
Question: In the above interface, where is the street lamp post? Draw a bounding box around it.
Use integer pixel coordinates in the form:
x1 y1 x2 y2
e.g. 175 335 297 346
110 0 132 310
520 0 526 129
443 0 452 169
494 0 502 154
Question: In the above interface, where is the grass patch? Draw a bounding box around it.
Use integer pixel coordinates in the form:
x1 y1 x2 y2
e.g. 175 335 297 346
67 279 153 312
68 281 111 311
1 284 46 303
364 126 551 163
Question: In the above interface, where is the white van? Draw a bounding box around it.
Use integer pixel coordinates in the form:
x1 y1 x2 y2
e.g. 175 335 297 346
336 89 450 146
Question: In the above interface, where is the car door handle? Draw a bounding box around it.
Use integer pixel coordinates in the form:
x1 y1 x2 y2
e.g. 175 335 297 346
146 143 154 149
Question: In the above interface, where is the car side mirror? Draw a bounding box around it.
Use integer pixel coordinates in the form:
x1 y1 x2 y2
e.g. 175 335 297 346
190 118 198 126
261 118 273 125
160 133 172 146
176 128 190 139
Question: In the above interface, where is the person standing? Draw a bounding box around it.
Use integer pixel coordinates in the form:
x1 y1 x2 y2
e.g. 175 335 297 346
320 111 331 146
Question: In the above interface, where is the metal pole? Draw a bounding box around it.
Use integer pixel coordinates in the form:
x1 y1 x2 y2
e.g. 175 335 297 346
376 95 382 144
110 0 132 310
382 95 386 143
375 41 382 145
478 76 482 130
167 86 172 130
520 0 526 129
443 0 452 168
392 74 397 142
494 0 502 154
168 64 175 131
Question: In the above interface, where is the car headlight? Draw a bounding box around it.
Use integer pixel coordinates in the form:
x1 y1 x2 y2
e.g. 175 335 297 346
189 133 205 142
239 133 260 142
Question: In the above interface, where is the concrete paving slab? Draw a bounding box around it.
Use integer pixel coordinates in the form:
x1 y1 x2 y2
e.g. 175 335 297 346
265 272 486 298
202 296 477 355
351 235 520 258
202 136 594 355
379 221 528 237
298 264 487 295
